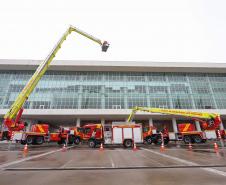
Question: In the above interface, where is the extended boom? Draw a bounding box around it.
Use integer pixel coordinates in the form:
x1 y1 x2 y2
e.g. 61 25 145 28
1 25 109 140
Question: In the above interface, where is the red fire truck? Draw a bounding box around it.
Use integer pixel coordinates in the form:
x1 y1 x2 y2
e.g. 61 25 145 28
0 25 109 142
82 123 143 148
9 124 83 145
50 126 83 145
142 125 169 145
128 106 224 144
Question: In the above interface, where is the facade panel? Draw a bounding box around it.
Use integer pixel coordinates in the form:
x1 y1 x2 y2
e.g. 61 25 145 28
1 70 226 110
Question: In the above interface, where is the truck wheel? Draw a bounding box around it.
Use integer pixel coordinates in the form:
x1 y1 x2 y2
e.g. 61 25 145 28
164 137 170 145
20 140 26 145
154 137 162 145
192 135 202 144
145 137 152 144
57 139 65 145
183 135 191 144
202 139 207 143
26 136 33 145
36 136 44 145
68 135 75 145
123 139 133 148
74 137 80 145
88 140 96 148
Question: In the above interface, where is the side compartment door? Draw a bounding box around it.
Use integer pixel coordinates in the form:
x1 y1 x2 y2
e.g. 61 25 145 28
133 127 142 143
123 128 132 139
112 127 122 144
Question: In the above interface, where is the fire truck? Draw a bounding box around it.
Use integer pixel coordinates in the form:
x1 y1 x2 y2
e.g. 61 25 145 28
10 125 83 145
141 125 169 145
127 106 224 144
0 25 109 144
82 123 143 148
50 126 83 145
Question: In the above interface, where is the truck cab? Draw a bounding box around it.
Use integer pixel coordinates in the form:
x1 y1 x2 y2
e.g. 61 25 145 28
143 126 169 145
50 126 83 145
82 124 103 147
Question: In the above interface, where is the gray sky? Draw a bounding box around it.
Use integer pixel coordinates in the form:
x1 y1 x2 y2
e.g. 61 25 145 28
0 0 226 62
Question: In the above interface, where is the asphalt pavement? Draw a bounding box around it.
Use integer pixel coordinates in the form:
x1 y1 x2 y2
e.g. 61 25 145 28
0 142 226 185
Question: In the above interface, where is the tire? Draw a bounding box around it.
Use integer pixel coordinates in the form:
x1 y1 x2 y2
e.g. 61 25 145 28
68 135 75 145
57 139 65 145
20 140 26 145
164 137 170 145
202 139 207 143
192 135 202 144
145 137 152 144
152 134 162 145
123 139 133 148
183 135 191 144
88 140 96 148
35 136 44 145
26 136 33 145
74 137 80 145
154 137 162 145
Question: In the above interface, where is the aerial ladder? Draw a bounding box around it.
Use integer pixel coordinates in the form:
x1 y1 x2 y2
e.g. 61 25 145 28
1 25 109 142
127 106 224 144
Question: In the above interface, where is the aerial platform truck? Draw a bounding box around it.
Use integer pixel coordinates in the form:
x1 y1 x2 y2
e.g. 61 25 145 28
0 25 109 145
128 106 224 144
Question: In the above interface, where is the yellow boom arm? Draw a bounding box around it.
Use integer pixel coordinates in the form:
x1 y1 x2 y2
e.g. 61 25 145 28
4 25 109 120
127 106 220 122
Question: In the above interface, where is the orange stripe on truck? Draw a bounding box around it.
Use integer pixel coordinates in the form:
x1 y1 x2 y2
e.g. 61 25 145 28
182 124 190 132
37 125 45 133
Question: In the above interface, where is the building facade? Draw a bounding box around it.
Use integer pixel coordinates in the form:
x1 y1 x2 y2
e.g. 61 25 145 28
0 59 226 132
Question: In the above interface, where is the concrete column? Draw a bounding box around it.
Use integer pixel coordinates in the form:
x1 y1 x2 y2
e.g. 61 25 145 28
25 120 32 132
149 118 153 127
172 118 178 132
76 118 81 127
220 122 224 130
101 118 105 125
195 121 201 131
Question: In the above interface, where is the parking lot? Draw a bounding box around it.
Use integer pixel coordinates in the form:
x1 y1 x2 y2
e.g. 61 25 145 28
0 142 226 185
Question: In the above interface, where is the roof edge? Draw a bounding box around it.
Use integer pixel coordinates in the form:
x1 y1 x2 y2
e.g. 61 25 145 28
0 59 226 73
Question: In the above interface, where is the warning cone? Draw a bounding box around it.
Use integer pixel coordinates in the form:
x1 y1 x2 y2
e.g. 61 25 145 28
188 143 192 150
62 144 66 152
23 144 28 153
99 143 104 151
160 142 165 152
214 142 219 151
133 143 138 151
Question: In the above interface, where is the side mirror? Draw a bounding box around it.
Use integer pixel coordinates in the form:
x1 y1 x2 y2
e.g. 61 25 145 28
102 41 110 52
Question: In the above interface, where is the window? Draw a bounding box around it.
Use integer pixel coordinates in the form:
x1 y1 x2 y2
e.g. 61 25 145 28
147 73 165 81
84 128 91 134
172 95 193 109
170 84 189 94
112 105 121 109
1 70 225 110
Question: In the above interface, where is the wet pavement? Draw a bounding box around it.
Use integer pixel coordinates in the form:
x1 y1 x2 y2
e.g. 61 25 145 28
0 142 226 185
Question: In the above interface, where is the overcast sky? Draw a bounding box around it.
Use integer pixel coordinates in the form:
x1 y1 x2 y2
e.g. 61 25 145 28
0 0 226 63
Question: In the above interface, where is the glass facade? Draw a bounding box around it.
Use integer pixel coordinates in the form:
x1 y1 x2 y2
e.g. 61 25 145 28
0 70 226 110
